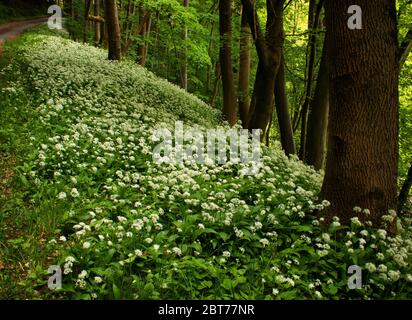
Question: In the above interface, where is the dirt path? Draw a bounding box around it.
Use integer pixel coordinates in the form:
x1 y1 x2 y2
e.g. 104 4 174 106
0 18 47 55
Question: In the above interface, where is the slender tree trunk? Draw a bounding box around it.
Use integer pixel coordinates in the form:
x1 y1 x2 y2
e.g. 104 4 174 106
398 163 412 213
248 61 275 133
71 0 75 18
65 0 75 18
122 0 132 45
242 0 283 139
320 0 399 230
137 7 151 66
104 0 121 60
219 0 237 126
141 16 152 66
305 32 329 170
181 0 190 90
399 28 412 69
101 20 107 48
207 23 215 92
83 0 92 43
94 0 101 46
210 61 221 107
238 6 252 128
274 51 296 155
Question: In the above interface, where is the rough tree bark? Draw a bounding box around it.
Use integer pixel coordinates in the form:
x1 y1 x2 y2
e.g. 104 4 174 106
104 0 121 60
238 5 252 128
219 0 237 126
305 31 329 170
320 0 399 230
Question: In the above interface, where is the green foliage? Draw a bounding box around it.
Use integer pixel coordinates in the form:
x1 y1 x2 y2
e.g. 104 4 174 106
1 31 412 300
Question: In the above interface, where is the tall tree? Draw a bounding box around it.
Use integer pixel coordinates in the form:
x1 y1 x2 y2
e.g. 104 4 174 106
219 0 237 126
274 52 297 155
181 0 190 90
304 31 329 170
242 0 295 155
94 0 101 46
241 0 282 138
105 0 122 60
399 162 412 213
299 0 324 160
137 6 151 66
83 0 92 42
399 27 412 68
320 0 399 229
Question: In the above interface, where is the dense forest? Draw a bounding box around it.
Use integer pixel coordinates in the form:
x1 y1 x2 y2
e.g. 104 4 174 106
0 0 411 300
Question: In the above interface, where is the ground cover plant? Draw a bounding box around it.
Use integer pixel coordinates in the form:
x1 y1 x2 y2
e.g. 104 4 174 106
0 28 411 299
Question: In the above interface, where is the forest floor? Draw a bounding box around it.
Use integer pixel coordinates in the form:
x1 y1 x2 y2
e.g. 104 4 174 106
0 18 47 55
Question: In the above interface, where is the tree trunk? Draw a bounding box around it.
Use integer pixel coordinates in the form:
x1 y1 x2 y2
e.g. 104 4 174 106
238 5 252 128
248 61 276 135
94 0 101 46
299 0 324 160
137 7 151 66
242 0 283 139
71 0 75 18
305 32 329 170
104 0 121 60
210 61 221 107
142 16 152 65
83 0 92 43
122 11 150 56
181 0 190 90
122 0 132 47
398 163 412 213
206 23 215 92
320 0 399 230
274 51 296 155
219 0 237 126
